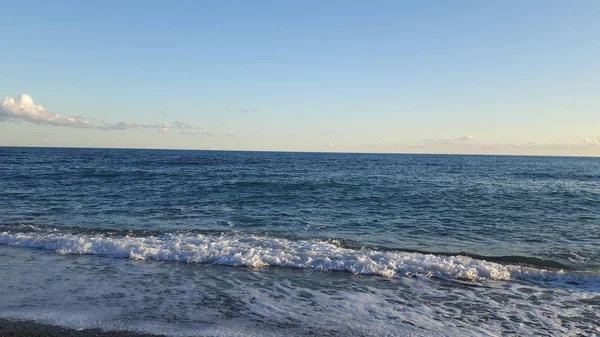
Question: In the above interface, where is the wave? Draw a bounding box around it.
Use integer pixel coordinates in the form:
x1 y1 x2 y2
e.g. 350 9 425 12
432 252 571 270
0 224 596 285
333 241 574 270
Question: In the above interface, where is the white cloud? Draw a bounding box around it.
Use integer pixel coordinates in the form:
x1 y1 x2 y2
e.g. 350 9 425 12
1 94 204 134
1 94 92 128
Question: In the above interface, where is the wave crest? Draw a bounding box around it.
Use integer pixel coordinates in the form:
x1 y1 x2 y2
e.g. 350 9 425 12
0 225 594 284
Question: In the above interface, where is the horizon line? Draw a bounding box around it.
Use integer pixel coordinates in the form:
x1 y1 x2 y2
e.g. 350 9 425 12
1 145 599 159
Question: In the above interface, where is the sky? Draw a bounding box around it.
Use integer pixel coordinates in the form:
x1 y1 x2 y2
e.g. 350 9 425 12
1 0 599 155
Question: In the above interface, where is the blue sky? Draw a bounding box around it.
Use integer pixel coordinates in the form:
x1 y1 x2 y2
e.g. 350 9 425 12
1 0 599 155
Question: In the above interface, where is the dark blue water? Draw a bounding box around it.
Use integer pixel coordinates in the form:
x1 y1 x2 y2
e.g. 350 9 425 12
2 147 599 269
1 147 599 336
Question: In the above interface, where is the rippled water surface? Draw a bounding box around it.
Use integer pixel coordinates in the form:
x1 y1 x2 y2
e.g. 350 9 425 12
1 147 599 336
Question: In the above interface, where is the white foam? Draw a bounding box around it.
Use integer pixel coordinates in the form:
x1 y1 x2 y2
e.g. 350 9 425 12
0 227 594 284
1 244 598 336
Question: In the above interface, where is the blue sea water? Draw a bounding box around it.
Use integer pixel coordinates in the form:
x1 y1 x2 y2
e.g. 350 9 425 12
0 147 599 336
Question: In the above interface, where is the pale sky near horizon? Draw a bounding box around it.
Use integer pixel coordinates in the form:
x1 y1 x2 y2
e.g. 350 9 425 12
1 0 599 155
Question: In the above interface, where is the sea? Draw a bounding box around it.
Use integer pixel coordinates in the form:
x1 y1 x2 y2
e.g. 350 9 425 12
0 147 598 336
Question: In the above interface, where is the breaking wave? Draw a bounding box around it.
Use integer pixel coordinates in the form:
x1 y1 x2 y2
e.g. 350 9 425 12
0 224 596 284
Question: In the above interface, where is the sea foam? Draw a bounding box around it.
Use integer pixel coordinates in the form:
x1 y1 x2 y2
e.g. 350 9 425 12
2 243 598 337
0 225 594 284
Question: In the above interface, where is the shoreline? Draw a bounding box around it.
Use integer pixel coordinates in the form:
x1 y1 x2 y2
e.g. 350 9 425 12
0 319 164 337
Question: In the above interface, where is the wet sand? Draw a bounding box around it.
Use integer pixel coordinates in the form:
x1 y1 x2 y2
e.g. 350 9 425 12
0 319 164 337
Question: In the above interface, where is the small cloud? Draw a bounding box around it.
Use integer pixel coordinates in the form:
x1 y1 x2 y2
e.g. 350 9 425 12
158 127 169 133
140 121 199 130
457 135 476 142
139 123 160 129
171 121 198 129
99 120 139 130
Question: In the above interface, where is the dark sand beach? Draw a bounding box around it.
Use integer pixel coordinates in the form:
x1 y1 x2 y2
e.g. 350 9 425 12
0 319 163 337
